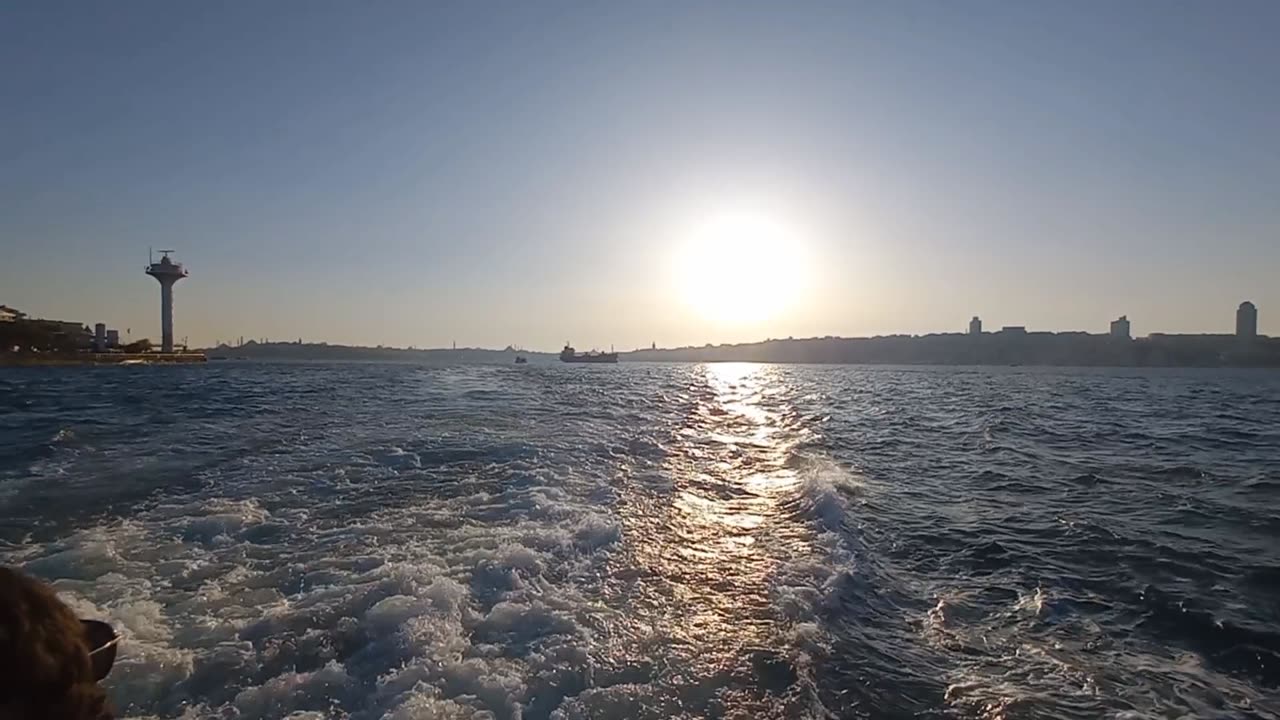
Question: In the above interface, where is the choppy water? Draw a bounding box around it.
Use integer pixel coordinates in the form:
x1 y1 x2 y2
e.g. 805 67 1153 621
2 363 1279 719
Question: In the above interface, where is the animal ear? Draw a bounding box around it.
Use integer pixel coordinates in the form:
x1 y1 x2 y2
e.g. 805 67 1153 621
80 620 120 681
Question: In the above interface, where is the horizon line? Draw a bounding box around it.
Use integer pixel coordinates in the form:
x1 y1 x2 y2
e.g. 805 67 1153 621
208 328 1271 355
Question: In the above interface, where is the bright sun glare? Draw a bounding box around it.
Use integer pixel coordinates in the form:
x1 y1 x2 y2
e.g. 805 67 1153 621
676 211 807 324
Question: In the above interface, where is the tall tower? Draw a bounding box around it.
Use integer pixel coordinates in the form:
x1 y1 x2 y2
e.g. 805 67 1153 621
145 251 189 353
1236 301 1257 339
969 316 982 336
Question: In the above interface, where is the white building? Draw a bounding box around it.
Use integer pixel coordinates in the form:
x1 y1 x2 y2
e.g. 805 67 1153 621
1109 315 1131 339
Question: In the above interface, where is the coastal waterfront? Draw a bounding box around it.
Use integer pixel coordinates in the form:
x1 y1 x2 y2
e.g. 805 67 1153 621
0 352 206 367
2 363 1277 718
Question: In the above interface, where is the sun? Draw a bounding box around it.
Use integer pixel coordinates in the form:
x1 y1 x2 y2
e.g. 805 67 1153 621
674 211 807 324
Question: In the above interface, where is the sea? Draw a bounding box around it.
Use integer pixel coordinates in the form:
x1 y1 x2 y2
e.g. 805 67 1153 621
1 362 1278 720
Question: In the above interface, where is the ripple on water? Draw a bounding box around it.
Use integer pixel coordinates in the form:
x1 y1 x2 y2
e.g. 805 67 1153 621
0 363 1278 719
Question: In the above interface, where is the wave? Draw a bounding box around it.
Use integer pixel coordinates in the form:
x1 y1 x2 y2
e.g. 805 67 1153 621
2 363 1278 718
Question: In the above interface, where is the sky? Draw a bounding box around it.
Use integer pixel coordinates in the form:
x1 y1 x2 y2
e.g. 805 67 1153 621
2 1 1277 350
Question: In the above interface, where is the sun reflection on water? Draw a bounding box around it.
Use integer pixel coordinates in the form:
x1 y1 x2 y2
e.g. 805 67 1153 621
615 362 820 676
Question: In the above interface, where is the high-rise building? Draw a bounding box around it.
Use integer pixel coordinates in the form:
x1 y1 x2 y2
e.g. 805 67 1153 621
1237 301 1258 339
969 316 982 336
1109 315 1131 340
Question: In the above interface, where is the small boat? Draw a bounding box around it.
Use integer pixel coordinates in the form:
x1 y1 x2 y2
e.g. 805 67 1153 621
514 355 528 364
560 344 618 364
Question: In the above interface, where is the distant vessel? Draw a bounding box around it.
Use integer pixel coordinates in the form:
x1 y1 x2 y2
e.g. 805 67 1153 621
560 344 617 364
514 355 528 364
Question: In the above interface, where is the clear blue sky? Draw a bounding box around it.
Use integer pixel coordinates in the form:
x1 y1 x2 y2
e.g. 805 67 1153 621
2 1 1277 349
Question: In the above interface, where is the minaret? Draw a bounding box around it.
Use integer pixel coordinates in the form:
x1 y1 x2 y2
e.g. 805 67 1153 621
145 250 189 353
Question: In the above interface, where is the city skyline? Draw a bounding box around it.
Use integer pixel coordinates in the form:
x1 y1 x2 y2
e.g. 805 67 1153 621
0 252 1271 352
3 2 1278 349
6 289 1264 355
213 298 1263 351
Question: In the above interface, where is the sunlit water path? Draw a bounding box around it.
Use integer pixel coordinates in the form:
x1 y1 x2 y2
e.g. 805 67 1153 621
2 363 1277 719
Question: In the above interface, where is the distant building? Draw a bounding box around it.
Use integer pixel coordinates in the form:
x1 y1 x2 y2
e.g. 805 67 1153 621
1109 315 1131 340
1237 301 1258 339
94 323 107 352
47 321 92 349
106 329 120 348
999 326 1027 335
969 316 982 335
0 305 25 323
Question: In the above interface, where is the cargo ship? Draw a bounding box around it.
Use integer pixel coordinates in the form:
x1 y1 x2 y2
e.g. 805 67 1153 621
560 343 618 364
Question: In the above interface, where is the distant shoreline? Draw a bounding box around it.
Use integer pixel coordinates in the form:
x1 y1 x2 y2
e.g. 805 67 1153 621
201 335 1280 368
0 352 207 367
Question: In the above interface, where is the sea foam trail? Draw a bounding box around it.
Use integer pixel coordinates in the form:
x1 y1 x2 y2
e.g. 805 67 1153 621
17 489 617 719
2 363 1279 719
8 444 849 716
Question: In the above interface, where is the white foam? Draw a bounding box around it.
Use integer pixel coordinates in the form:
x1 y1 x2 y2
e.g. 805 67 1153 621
6 460 630 719
232 661 357 717
927 582 1279 720
3 369 858 720
382 691 493 720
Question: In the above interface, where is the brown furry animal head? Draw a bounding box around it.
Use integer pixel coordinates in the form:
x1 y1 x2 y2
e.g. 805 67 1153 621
0 567 113 720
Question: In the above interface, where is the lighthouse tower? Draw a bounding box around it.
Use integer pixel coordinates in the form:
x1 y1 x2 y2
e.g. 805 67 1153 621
145 250 189 353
